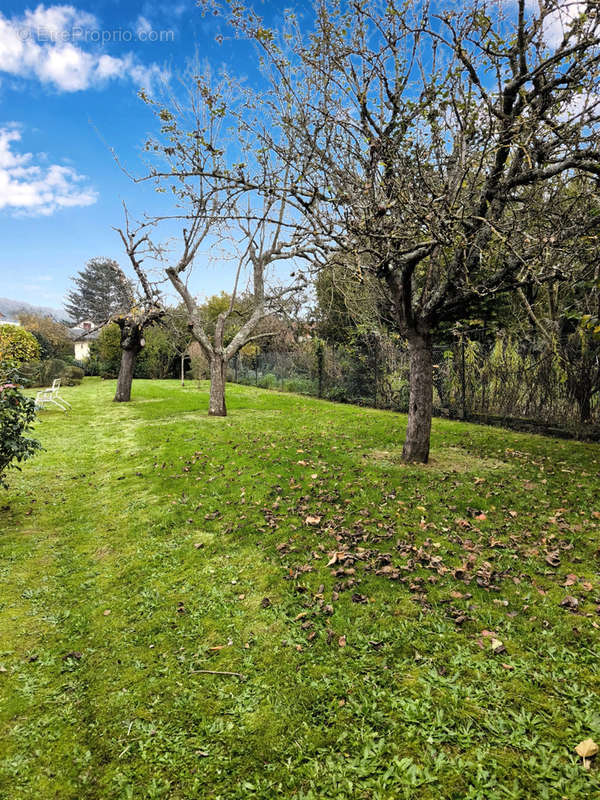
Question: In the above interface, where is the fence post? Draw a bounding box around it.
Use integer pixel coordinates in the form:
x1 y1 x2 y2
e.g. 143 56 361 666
461 334 467 420
373 345 378 408
316 339 324 398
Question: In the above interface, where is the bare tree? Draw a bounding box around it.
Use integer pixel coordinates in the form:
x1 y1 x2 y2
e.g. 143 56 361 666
202 0 600 460
113 214 164 402
165 192 310 415
129 72 314 416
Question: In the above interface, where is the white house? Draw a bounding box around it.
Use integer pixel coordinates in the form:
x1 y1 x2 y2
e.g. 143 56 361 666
68 320 99 362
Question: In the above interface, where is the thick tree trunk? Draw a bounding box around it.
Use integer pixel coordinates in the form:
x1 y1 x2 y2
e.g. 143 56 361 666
209 354 227 416
402 333 433 463
114 348 137 402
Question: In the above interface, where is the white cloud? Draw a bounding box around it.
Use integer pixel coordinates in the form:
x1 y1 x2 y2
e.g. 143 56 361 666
0 126 97 216
524 0 588 49
42 42 95 91
0 4 169 92
135 15 153 37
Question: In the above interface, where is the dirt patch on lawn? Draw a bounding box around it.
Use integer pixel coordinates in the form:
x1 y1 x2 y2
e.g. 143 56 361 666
369 446 508 474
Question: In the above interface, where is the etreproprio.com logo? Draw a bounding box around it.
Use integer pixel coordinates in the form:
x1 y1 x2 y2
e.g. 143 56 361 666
16 27 175 44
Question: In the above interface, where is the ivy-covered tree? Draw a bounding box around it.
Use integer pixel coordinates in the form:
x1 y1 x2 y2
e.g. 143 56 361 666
516 177 600 423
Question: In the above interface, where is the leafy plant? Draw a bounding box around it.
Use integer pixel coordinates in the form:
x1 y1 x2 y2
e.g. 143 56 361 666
0 377 41 488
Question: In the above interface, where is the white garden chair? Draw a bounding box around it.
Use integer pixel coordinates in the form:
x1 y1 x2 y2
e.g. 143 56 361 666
35 378 71 412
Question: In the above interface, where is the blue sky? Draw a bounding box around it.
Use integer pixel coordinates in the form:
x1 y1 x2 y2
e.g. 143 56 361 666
0 0 292 313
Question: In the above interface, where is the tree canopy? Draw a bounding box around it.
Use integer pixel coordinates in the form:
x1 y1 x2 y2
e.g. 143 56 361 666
65 257 134 324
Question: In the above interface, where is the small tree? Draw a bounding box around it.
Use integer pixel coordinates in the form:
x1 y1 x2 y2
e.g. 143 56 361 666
66 239 164 402
112 219 165 401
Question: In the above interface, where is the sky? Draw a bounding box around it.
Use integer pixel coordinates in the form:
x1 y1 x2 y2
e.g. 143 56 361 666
0 1 581 315
0 0 294 314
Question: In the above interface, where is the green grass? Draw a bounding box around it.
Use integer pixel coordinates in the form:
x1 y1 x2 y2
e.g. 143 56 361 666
1 378 600 800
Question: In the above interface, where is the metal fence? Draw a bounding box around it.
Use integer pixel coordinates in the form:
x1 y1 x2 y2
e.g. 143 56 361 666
229 333 600 437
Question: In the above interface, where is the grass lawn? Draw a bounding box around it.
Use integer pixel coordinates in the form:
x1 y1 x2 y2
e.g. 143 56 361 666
2 378 600 799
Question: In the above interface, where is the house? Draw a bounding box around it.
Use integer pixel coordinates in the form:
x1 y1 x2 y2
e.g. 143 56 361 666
68 320 99 361
0 312 21 326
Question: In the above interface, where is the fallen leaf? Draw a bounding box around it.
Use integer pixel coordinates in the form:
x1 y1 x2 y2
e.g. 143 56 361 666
62 651 82 661
103 609 111 616
560 596 579 611
305 515 322 526
338 635 347 648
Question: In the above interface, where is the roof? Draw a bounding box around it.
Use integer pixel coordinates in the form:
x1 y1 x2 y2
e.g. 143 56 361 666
68 326 100 341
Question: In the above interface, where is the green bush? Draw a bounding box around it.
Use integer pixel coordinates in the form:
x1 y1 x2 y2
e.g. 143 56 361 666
258 372 278 389
0 325 40 373
19 359 86 387
283 377 317 395
324 386 351 404
62 365 85 385
0 379 41 488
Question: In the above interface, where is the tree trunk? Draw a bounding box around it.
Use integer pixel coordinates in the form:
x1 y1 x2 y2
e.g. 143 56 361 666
209 354 227 416
578 391 592 424
115 348 137 402
402 333 433 463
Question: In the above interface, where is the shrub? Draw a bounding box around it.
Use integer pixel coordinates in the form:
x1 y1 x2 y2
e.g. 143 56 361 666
62 365 85 386
324 386 351 404
283 377 317 395
258 372 278 389
0 379 41 488
0 325 40 374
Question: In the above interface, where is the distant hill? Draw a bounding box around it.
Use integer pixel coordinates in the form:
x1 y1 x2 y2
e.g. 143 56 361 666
0 297 69 322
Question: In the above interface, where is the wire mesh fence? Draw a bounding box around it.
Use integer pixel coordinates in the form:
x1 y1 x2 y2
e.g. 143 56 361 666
228 332 600 437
